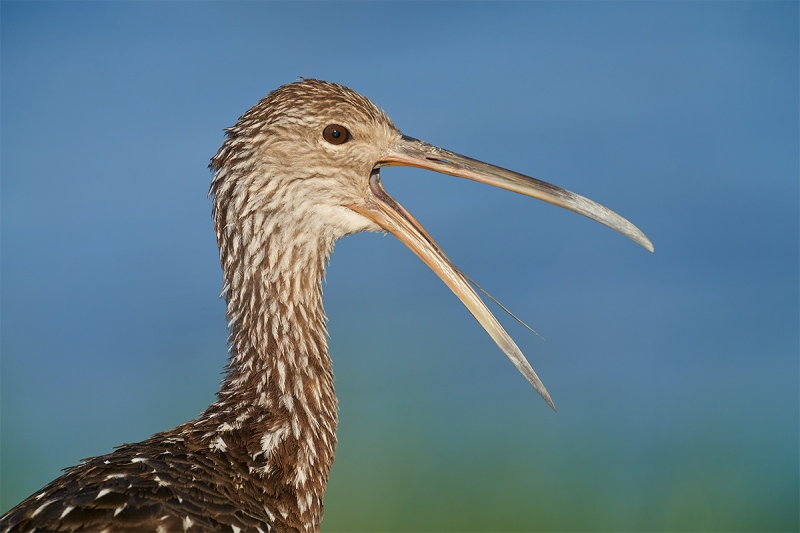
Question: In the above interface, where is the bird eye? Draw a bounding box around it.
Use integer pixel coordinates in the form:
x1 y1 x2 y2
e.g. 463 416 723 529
322 124 350 145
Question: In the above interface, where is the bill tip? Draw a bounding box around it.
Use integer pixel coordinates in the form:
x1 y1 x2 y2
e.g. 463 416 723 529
540 391 557 412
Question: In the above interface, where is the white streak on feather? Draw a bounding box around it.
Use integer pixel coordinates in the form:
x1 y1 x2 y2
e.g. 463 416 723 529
31 499 56 517
260 426 288 456
210 435 227 452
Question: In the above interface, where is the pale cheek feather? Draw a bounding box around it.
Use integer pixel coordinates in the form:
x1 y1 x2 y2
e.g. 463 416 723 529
316 204 381 235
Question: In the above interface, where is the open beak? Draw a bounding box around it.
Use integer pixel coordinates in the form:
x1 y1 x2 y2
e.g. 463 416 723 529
348 135 653 411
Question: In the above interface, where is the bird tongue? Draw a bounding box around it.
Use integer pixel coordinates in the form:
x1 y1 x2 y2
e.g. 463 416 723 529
348 169 556 410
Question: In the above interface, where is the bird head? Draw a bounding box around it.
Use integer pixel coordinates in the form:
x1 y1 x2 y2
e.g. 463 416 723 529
210 79 653 410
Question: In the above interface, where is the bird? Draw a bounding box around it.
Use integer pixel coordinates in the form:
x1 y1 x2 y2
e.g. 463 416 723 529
1 79 653 533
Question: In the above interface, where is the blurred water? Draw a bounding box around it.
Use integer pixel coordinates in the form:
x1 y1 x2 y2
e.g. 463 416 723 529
2 2 797 531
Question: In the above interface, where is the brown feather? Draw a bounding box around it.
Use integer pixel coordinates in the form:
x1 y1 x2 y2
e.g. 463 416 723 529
1 79 381 533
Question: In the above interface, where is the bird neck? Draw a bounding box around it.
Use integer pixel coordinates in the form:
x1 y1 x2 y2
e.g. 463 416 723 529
194 217 339 533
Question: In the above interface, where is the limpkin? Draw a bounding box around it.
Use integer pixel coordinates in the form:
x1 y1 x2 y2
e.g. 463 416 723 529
1 79 653 533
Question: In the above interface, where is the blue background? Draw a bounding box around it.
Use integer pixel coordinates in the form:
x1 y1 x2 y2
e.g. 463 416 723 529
2 2 797 531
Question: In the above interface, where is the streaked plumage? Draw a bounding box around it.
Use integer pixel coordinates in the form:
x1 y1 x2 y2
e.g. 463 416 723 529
1 79 652 533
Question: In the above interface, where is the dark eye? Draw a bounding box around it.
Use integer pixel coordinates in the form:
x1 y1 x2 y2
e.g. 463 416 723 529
322 124 350 145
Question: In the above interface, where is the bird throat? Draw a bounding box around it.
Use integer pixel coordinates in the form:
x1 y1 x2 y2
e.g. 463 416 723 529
192 219 339 533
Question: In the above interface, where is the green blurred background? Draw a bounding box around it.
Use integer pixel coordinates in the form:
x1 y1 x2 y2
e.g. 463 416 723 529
2 2 797 531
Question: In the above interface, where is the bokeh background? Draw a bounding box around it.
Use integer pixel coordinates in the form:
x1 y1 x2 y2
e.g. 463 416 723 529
2 2 797 531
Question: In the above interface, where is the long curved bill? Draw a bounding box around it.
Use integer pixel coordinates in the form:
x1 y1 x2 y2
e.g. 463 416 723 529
348 135 654 411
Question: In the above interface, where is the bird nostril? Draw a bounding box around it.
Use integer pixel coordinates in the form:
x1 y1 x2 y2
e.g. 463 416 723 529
426 157 452 165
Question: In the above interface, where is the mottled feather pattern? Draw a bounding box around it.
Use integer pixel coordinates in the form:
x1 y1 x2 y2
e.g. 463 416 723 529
2 80 389 533
3 76 655 533
2 436 277 532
